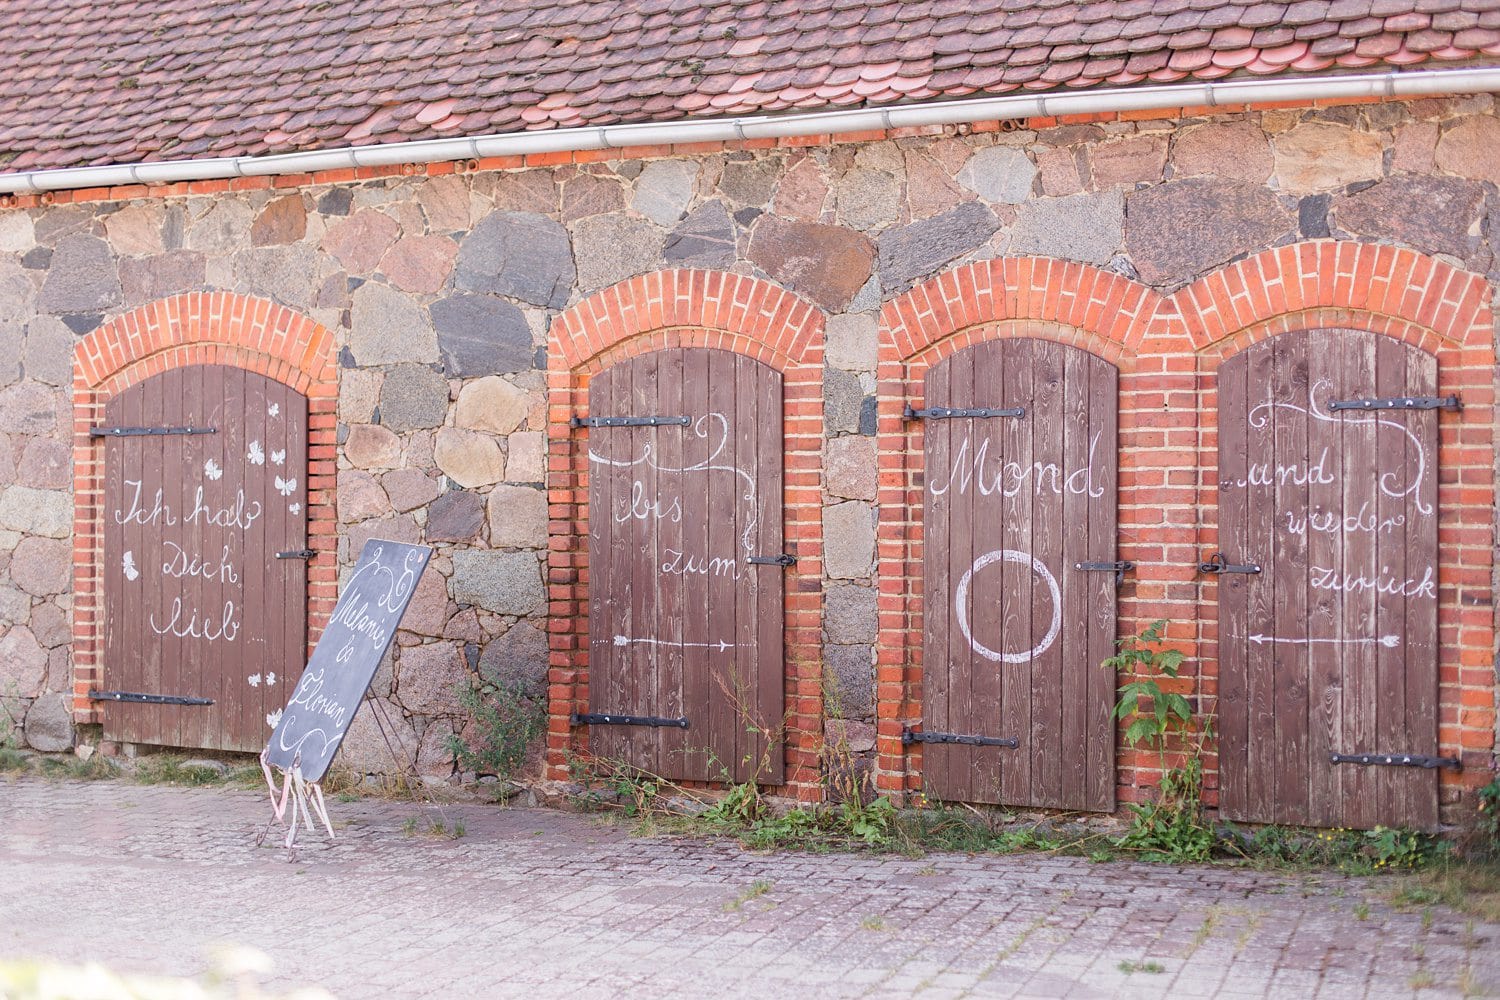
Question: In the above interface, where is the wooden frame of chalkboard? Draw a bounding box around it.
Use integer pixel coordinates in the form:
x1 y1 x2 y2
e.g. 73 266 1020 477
263 539 432 783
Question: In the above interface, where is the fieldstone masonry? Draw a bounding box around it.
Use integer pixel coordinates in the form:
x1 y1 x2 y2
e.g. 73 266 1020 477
0 98 1496 820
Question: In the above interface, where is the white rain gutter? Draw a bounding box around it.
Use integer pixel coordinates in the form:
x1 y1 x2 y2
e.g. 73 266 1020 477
4 66 1500 195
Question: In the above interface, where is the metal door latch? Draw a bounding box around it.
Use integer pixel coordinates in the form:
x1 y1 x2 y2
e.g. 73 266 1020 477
904 405 1024 420
1199 552 1261 575
571 713 690 729
747 554 796 566
570 415 691 428
89 425 217 437
276 549 316 559
1076 560 1134 585
902 727 1019 749
1329 395 1460 412
1330 752 1460 770
88 690 215 706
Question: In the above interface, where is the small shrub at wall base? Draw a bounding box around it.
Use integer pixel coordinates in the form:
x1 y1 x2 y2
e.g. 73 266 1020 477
445 680 544 789
1475 778 1500 851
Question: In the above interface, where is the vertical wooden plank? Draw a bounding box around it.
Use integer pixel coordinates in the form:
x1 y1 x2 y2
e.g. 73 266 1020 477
1271 333 1310 824
273 379 309 752
967 342 1005 802
1373 335 1410 825
1403 346 1440 828
999 342 1034 806
678 349 713 781
743 355 783 783
586 364 619 767
1058 345 1091 810
703 351 739 781
1216 352 1250 820
921 356 953 801
1340 330 1379 830
949 348 981 802
1304 329 1345 827
1244 338 1279 822
1084 356 1119 812
1027 339 1065 808
654 350 687 779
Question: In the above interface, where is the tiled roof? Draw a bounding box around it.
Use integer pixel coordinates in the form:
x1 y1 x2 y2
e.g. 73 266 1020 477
3 1 1500 173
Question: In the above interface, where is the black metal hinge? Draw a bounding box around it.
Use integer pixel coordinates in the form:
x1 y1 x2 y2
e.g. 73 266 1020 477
570 415 691 428
1076 560 1134 585
747 554 796 566
1330 752 1460 770
904 405 1025 420
90 426 217 437
276 549 316 560
1199 552 1262 575
571 713 690 729
1329 395 1460 413
88 690 215 706
902 727 1019 749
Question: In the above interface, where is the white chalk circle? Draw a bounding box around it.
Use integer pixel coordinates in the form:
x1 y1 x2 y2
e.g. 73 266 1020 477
954 548 1062 664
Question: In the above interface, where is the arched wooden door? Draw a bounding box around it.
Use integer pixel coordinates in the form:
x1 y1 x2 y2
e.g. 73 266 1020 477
1217 329 1442 829
101 365 309 751
584 348 785 784
918 337 1119 810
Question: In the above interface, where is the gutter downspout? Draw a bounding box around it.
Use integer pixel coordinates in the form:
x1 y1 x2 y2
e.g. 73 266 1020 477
3 66 1500 195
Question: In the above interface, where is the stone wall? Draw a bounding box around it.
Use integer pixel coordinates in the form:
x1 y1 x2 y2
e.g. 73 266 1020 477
0 94 1495 807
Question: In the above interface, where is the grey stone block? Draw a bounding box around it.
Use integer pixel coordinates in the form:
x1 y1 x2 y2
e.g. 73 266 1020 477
824 644 874 719
823 583 877 645
455 211 574 309
379 364 450 432
431 292 536 376
450 550 545 616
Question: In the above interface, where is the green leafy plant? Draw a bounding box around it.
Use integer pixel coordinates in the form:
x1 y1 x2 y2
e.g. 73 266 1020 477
446 679 544 787
1107 620 1215 862
1476 777 1500 848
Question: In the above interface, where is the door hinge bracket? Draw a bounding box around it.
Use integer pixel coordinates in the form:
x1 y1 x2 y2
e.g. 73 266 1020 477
571 713 690 729
902 727 1019 749
1199 552 1262 575
90 425 218 437
570 415 691 429
1330 752 1460 770
1076 560 1134 585
88 690 215 706
747 554 796 566
276 549 316 560
1329 395 1460 413
904 405 1024 420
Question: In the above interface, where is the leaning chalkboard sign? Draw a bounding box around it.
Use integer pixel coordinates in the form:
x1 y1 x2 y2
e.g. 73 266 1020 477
264 539 431 783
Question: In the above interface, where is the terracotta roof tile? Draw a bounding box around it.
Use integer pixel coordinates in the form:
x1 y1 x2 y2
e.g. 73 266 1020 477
2 0 1498 174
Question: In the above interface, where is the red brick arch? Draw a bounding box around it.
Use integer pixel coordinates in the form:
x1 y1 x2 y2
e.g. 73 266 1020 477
545 270 827 798
71 292 339 723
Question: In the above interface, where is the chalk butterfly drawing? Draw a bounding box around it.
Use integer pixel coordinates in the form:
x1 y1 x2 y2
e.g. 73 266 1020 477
247 673 262 687
275 475 297 497
288 502 301 515
271 448 286 466
247 440 265 465
266 672 276 687
267 402 279 418
204 459 223 481
265 708 283 729
122 551 140 582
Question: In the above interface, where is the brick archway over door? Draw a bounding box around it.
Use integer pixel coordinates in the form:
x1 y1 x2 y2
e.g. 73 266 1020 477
548 270 825 799
72 293 338 729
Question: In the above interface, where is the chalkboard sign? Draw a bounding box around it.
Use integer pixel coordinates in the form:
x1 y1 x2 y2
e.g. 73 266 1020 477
264 540 432 782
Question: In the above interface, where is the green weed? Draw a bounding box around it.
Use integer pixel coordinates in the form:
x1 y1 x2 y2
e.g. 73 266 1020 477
445 680 544 787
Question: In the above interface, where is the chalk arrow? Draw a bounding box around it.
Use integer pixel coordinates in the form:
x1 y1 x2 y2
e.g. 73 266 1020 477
1246 634 1400 648
614 635 737 651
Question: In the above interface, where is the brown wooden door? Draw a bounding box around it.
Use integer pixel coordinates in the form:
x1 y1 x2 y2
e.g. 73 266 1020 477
102 365 308 752
1217 329 1440 829
920 338 1119 810
586 348 784 784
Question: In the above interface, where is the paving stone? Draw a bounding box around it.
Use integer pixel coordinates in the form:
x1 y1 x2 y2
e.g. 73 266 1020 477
22 315 73 387
337 469 391 523
1125 179 1295 286
878 201 999 291
425 489 486 543
455 211 574 309
0 485 70 538
379 235 458 294
381 468 442 513
958 145 1037 205
1171 120 1274 183
378 364 450 432
824 643 874 719
118 251 206 305
561 172 626 223
823 582 877 644
434 427 505 488
103 204 165 255
824 435 876 501
320 208 401 274
1331 175 1485 261
486 484 547 549
572 212 665 293
414 175 472 233
773 156 830 220
663 200 736 269
823 500 875 580
1272 123 1384 193
836 168 901 230
0 212 35 253
37 234 120 314
631 160 698 227
1434 115 1500 186
477 620 550 699
450 549 544 615
455 376 530 436
504 431 546 484
1009 191 1123 266
22 691 73 752
431 292 535 376
250 195 307 246
748 216 874 311
0 624 47 696
349 281 438 366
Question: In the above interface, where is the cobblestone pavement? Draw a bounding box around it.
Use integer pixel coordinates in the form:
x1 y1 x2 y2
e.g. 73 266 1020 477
2 777 1496 999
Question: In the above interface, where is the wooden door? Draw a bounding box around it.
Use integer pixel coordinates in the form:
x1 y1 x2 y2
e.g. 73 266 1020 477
585 348 784 784
920 338 1119 810
1217 329 1441 829
102 365 309 752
